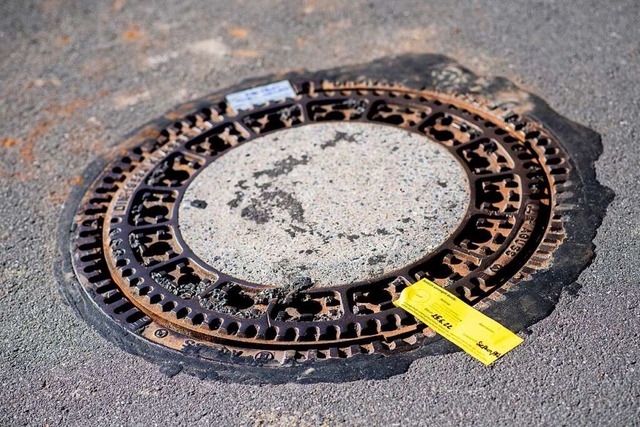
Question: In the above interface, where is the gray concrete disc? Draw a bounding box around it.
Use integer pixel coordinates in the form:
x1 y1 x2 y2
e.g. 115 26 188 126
179 122 469 286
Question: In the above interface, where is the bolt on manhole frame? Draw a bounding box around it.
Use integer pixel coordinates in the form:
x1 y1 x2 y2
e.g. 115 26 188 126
56 56 611 383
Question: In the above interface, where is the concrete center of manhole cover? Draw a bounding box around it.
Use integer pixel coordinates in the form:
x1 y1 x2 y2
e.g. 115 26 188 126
62 69 607 382
179 122 469 286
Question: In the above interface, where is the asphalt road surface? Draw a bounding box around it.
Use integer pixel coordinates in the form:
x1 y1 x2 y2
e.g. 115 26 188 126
1 1 638 425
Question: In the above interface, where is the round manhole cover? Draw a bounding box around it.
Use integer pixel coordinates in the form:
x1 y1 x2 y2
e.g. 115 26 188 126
58 61 609 383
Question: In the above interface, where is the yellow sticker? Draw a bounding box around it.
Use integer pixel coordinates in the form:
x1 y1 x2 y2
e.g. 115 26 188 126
393 278 523 365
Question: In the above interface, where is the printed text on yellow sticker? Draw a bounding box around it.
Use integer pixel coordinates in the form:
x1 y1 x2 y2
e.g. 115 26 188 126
393 278 523 365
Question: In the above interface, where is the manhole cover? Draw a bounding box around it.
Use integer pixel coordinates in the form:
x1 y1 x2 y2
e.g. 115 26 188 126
58 57 609 383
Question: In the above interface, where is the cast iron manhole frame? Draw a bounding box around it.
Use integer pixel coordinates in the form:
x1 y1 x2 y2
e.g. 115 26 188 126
56 56 611 383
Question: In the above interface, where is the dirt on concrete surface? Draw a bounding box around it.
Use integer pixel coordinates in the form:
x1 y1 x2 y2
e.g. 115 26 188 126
1 0 638 426
179 121 469 286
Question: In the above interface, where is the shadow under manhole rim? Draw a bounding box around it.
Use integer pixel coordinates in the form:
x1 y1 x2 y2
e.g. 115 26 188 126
56 54 612 384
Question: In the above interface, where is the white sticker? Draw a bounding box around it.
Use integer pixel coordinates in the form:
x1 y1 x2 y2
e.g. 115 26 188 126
226 80 297 112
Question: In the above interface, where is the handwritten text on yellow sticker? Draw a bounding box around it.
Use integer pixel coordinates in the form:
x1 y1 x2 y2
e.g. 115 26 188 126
394 278 523 365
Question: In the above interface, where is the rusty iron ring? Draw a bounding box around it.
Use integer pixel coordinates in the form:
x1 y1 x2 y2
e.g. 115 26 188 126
67 79 571 371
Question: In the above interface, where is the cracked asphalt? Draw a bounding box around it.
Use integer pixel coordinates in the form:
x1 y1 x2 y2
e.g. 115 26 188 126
1 0 638 426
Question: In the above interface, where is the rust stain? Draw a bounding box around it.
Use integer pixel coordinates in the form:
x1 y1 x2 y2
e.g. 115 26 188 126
45 99 90 118
120 126 162 150
0 171 26 182
2 138 18 148
21 121 52 163
66 129 105 157
227 27 249 38
0 122 53 181
49 175 86 204
43 91 108 119
48 189 68 205
59 35 70 46
69 174 85 188
123 23 143 41
21 128 38 163
296 37 305 51
232 50 262 58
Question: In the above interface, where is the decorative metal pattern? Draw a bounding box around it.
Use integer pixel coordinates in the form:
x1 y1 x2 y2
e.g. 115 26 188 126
69 80 570 367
